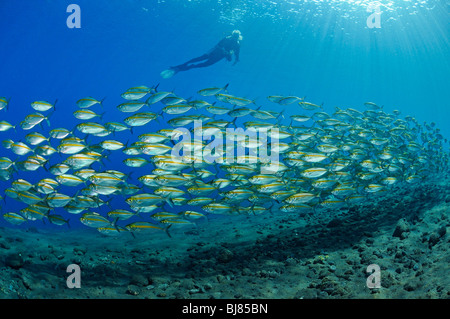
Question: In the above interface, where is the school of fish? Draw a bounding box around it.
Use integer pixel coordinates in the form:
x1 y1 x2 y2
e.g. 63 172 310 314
0 85 448 237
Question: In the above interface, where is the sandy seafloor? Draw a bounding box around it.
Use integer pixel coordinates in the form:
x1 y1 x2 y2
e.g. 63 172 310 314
0 176 448 300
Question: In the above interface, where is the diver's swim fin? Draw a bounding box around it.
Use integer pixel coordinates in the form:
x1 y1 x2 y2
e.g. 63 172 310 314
160 68 176 79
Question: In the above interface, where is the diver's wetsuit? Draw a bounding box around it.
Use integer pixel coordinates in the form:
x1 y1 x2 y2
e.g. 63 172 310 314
172 36 240 72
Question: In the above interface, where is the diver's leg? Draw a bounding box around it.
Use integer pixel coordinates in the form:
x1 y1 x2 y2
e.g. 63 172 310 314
187 54 224 69
184 54 209 64
172 54 209 71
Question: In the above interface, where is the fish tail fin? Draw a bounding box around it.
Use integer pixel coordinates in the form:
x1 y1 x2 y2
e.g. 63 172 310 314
42 162 49 172
165 224 172 238
229 117 237 129
100 97 106 107
191 102 200 111
11 160 19 174
277 110 285 123
112 217 119 228
187 159 199 175
46 109 56 126
125 171 133 183
212 162 220 175
53 99 58 111
280 175 290 187
69 125 77 137
250 203 256 215
223 83 229 92
105 198 113 210
166 198 174 208
133 210 141 219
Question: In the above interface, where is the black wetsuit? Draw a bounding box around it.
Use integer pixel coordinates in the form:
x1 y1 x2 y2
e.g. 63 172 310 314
173 36 240 72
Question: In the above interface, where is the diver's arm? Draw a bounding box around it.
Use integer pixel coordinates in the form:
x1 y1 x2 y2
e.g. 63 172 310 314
233 45 240 65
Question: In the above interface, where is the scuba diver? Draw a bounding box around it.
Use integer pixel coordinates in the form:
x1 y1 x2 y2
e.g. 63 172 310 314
161 30 243 79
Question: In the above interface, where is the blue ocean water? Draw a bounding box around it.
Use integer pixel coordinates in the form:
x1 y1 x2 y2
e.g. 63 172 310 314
0 0 449 230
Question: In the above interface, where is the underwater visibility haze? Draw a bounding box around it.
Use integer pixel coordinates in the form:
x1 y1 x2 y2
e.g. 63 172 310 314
0 0 449 300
